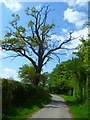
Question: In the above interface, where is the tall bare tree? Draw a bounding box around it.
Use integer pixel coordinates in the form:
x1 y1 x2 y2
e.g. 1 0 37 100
1 5 76 85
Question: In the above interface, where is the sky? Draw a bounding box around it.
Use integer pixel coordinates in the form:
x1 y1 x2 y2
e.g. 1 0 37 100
0 0 89 81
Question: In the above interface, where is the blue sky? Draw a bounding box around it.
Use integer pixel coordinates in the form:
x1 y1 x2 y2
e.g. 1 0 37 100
0 0 88 81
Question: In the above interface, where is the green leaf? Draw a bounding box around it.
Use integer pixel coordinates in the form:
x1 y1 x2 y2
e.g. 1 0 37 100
12 14 15 17
18 26 26 33
4 32 11 37
28 20 34 27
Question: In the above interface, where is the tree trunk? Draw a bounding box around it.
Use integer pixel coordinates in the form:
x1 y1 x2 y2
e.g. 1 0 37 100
34 66 42 86
79 83 83 102
34 77 39 86
33 53 43 86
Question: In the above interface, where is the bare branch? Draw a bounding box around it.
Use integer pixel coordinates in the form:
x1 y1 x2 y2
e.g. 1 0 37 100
52 52 60 63
1 54 21 62
42 56 53 66
19 50 37 70
61 47 75 50
43 33 80 62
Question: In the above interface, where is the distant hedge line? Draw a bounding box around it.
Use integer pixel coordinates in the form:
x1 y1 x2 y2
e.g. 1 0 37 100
2 78 50 110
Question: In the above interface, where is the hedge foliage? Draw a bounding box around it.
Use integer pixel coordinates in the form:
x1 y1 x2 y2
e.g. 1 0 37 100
2 78 50 111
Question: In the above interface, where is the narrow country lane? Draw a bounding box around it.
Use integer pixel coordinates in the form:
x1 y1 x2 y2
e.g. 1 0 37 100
27 95 72 119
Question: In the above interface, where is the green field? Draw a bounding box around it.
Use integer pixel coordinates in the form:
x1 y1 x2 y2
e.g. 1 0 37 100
58 94 88 119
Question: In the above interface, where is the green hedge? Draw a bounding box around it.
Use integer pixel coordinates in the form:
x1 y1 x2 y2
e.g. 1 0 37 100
2 79 50 111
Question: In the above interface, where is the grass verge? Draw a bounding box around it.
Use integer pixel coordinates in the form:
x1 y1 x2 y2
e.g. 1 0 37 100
58 94 88 119
2 97 52 120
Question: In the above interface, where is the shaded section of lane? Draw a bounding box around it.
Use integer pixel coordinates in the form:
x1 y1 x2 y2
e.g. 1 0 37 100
27 95 72 119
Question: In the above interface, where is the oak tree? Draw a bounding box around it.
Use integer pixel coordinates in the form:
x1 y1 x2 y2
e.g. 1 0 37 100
1 5 76 86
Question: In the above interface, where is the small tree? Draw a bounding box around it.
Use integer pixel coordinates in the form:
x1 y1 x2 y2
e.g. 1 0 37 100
1 5 76 86
19 64 49 86
19 64 36 84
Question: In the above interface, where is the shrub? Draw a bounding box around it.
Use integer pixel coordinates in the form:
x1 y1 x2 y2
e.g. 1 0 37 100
2 79 50 111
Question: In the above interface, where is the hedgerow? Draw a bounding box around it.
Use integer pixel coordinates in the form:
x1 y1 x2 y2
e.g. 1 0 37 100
2 78 50 111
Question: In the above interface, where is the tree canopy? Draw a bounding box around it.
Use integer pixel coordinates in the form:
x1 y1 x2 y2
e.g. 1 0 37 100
1 5 76 85
48 38 88 102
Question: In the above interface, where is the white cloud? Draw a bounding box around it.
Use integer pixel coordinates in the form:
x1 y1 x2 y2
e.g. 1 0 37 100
36 5 41 10
2 0 21 12
0 51 7 58
50 34 66 45
61 27 88 57
62 28 68 33
64 8 87 28
50 27 87 49
50 34 64 41
0 47 7 58
64 27 88 49
0 46 7 58
50 27 88 56
0 48 19 81
64 0 89 8
0 46 1 50
0 68 20 81
72 27 88 39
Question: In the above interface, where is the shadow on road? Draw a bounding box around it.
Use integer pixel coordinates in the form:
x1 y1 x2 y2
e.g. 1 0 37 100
45 100 67 109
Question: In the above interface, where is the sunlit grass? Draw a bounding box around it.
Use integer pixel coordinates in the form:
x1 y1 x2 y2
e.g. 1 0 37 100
58 94 88 119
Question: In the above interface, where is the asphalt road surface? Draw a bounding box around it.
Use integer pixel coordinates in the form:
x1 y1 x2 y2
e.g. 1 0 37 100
27 94 72 119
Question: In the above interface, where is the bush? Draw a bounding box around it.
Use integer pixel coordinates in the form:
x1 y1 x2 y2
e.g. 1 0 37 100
34 86 50 102
2 79 50 111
